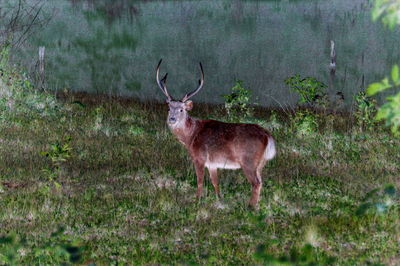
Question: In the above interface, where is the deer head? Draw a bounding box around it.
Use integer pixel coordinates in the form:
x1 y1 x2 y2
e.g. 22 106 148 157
156 59 204 128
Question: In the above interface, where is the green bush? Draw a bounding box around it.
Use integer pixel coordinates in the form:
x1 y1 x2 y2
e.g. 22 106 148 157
222 79 254 122
285 74 327 107
292 110 319 136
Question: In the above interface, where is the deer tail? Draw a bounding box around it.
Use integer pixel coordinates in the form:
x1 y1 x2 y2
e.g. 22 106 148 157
264 136 276 161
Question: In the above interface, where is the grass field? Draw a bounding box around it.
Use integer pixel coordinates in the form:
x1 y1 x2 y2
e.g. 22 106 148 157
0 64 399 264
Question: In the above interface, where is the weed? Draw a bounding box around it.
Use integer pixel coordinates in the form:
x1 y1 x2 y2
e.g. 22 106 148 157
284 74 328 136
354 91 377 131
40 137 72 189
292 110 319 136
285 74 328 107
222 79 254 122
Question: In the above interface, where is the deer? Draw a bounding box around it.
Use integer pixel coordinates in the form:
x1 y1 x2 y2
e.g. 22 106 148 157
156 59 276 207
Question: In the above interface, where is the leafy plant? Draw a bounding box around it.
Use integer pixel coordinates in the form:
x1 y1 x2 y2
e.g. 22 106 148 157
367 1 400 136
222 80 254 122
285 74 327 107
371 0 400 30
292 110 318 136
42 138 72 166
367 65 400 135
354 91 378 131
41 137 72 189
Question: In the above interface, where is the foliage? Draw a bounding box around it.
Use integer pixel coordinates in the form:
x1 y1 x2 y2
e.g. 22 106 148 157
0 228 84 265
375 91 400 135
40 137 72 189
354 91 378 131
371 0 400 30
41 138 72 166
368 1 400 135
222 79 254 122
285 74 327 106
292 110 319 136
367 65 400 135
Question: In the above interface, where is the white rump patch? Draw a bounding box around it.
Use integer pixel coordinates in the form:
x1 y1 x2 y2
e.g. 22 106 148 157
205 160 241 169
264 136 276 161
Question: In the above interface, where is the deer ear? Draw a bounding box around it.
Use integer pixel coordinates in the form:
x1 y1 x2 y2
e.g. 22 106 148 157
184 100 193 110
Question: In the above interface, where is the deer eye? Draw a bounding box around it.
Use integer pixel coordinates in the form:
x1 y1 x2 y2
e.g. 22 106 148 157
180 109 183 112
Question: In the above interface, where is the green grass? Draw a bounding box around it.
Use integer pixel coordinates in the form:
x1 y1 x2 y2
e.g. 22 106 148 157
0 83 399 263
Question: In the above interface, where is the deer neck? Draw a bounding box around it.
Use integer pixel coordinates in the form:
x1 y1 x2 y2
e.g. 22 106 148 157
170 116 197 147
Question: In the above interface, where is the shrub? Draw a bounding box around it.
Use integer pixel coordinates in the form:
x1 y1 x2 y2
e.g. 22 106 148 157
292 110 319 136
285 74 328 107
222 79 254 122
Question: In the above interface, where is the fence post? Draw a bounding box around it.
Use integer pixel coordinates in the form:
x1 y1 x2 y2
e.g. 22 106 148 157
329 40 336 82
38 46 45 90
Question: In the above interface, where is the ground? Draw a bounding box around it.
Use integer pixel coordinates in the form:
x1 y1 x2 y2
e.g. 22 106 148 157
0 89 399 264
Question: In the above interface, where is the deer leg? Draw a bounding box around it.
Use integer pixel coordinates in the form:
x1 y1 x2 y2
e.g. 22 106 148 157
242 167 262 207
208 168 221 198
253 158 267 205
194 162 205 198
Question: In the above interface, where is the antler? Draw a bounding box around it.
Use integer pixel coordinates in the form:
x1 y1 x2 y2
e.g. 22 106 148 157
156 59 172 100
181 62 204 102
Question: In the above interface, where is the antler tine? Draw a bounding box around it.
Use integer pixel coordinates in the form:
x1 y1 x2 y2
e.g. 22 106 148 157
156 59 172 100
182 62 204 102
